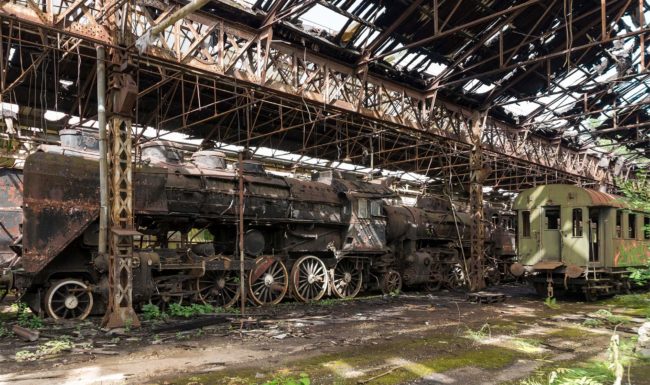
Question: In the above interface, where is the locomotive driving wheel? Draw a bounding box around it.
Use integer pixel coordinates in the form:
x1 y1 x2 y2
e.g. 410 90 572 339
291 255 329 302
45 279 94 320
248 256 288 305
446 263 467 291
425 261 444 292
380 270 402 295
196 270 241 308
150 277 186 311
331 259 363 299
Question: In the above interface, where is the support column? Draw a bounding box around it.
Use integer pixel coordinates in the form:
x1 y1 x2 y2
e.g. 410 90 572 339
101 49 140 329
468 112 487 292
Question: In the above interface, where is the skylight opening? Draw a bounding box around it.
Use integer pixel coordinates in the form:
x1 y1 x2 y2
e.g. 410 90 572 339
346 0 367 14
558 68 586 88
425 62 448 77
366 6 386 23
383 42 406 65
503 100 541 117
44 111 67 121
299 4 349 34
484 24 510 47
463 79 496 94
353 28 379 48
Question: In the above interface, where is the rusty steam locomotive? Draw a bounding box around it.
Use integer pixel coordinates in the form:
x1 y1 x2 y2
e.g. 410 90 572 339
0 131 516 320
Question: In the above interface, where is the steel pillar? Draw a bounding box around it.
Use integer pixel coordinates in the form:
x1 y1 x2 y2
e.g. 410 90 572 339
101 49 140 329
468 112 487 292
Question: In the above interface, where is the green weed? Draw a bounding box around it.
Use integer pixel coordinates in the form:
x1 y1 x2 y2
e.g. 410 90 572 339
628 266 650 286
591 309 631 325
582 318 604 328
14 336 74 361
544 297 560 309
261 373 310 385
15 302 43 329
168 303 221 318
464 323 492 342
142 303 167 321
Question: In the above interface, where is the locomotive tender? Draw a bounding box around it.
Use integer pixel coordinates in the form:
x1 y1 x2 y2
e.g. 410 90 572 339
511 184 650 300
0 130 515 320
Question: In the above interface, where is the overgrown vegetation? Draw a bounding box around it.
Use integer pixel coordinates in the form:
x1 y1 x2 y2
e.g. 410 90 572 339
14 302 43 329
544 296 560 309
582 308 633 328
261 373 310 385
15 336 74 361
142 303 167 321
590 309 631 325
628 267 650 286
582 318 604 328
140 302 240 322
464 323 492 342
168 303 219 318
521 362 615 385
518 332 639 385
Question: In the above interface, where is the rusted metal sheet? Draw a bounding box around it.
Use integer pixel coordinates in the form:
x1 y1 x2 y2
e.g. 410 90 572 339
584 189 627 208
22 152 100 273
134 166 169 214
0 168 23 267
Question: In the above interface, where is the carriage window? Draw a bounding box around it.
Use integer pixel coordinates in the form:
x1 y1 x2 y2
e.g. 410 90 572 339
644 216 650 239
629 213 637 239
616 210 622 238
572 208 583 237
522 211 531 237
370 200 382 216
358 199 369 219
545 208 560 230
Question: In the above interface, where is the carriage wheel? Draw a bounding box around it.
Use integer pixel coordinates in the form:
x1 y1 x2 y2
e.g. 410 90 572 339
331 259 363 299
248 256 288 305
291 255 329 302
196 270 241 308
380 270 402 295
45 279 93 320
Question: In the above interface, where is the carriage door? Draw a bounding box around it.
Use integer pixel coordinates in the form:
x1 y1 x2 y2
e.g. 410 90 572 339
588 209 600 263
542 206 561 261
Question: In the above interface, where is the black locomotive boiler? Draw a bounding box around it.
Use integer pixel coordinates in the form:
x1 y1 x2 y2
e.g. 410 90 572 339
0 131 516 320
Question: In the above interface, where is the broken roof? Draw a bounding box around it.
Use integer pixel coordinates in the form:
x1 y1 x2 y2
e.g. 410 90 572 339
245 0 649 168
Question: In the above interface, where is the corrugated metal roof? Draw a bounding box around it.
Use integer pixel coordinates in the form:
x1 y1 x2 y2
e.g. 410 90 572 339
584 188 627 208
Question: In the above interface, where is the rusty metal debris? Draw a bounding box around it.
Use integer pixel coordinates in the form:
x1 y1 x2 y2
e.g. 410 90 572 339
11 325 39 342
466 292 507 304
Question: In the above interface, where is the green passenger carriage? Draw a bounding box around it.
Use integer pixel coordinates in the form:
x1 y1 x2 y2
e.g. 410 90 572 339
511 184 650 300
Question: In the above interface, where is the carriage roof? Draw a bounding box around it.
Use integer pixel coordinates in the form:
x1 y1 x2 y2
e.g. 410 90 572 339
512 184 630 210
